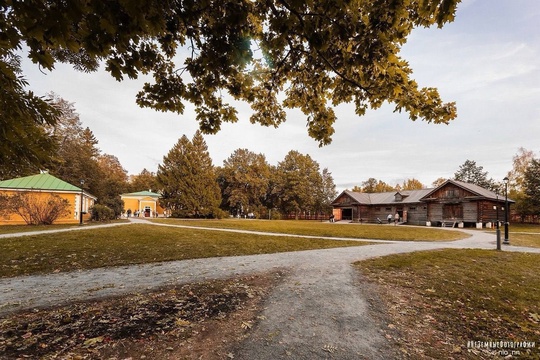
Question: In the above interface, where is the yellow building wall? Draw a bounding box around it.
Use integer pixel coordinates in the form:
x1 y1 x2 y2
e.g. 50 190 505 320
122 198 140 214
122 196 164 217
0 190 94 225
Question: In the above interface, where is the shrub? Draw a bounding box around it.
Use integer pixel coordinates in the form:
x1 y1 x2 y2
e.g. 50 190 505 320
209 208 228 219
7 192 70 225
90 204 115 221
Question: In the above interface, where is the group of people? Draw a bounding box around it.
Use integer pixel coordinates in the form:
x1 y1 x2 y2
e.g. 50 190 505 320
125 209 159 218
329 213 400 224
387 213 400 225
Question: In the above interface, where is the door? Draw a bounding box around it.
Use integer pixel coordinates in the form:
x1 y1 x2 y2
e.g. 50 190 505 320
443 204 463 220
341 208 353 221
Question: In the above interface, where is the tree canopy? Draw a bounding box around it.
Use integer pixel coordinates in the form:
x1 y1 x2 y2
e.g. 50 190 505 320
218 148 271 216
523 159 540 217
272 150 326 218
357 178 396 193
2 0 459 168
157 131 222 217
453 160 496 191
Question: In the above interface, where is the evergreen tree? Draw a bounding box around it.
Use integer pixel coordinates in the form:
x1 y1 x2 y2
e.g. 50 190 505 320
316 168 338 214
453 160 496 191
157 132 221 218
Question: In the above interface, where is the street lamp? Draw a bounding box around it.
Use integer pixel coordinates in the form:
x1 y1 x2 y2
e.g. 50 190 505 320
495 193 501 251
503 177 509 245
79 179 85 226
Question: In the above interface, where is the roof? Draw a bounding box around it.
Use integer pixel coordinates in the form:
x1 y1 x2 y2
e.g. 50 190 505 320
422 179 514 202
335 188 433 206
121 190 161 198
0 173 82 192
333 179 513 206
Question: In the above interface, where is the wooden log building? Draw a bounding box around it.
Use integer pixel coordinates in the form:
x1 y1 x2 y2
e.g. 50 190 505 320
331 179 513 227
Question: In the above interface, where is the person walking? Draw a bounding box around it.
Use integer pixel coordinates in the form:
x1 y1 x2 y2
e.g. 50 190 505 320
387 213 392 224
394 212 399 225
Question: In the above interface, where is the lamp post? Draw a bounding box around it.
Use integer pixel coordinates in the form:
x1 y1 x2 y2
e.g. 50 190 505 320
495 194 501 251
503 177 509 245
79 179 85 226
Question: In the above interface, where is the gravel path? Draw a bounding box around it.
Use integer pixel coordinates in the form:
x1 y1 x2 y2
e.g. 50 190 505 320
1 219 539 358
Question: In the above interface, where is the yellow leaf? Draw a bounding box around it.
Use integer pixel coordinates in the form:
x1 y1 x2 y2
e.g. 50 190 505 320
83 336 103 347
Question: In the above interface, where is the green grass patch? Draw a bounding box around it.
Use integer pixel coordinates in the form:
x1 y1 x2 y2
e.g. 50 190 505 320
356 249 540 359
152 218 467 241
0 224 368 278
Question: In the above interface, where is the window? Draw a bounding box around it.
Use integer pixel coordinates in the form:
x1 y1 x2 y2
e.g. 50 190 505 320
409 207 417 211
445 189 457 198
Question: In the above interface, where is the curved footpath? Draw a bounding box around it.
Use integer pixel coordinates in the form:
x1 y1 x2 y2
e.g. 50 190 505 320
1 219 539 359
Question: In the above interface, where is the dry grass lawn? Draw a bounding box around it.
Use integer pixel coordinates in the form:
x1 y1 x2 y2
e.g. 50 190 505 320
356 249 540 359
0 223 368 278
152 218 467 241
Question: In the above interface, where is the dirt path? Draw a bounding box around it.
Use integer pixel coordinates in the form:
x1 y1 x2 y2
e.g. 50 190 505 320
1 220 539 358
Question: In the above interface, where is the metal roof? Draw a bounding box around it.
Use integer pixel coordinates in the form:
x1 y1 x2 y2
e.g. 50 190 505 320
0 173 81 192
333 179 513 205
121 190 161 198
337 188 434 205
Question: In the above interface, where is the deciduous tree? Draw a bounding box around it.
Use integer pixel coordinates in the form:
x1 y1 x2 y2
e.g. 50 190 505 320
5 192 70 225
219 149 271 217
507 147 535 192
431 177 447 188
3 0 458 160
400 178 425 190
94 154 129 217
0 55 58 179
128 169 159 193
523 158 540 220
273 150 323 219
361 178 395 193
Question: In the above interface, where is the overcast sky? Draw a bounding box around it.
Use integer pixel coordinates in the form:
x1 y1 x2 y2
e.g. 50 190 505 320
21 0 540 192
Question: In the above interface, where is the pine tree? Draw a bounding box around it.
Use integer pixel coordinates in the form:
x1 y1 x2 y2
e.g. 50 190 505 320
453 160 496 191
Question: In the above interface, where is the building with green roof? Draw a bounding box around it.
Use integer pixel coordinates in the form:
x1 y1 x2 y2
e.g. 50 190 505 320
120 190 163 217
0 173 96 225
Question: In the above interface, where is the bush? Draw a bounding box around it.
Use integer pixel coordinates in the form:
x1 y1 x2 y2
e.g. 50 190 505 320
91 204 116 221
209 208 228 219
7 192 70 225
100 197 124 218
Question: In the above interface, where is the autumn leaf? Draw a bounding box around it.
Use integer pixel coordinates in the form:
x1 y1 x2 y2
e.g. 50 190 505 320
83 336 104 347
